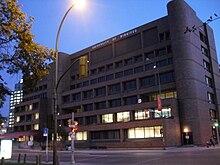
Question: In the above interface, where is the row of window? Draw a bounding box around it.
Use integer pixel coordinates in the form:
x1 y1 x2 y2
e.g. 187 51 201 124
14 123 39 132
64 71 175 104
71 57 173 90
15 103 39 114
69 106 172 127
23 92 47 103
86 45 172 77
101 107 171 124
15 113 39 123
70 125 163 141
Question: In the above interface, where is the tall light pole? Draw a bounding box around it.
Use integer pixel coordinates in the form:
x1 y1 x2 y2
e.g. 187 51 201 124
146 58 165 150
53 3 75 165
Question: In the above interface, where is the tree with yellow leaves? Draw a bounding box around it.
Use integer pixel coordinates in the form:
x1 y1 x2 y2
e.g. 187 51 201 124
0 0 54 108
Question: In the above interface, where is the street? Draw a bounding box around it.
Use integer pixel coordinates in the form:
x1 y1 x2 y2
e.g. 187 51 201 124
6 146 220 165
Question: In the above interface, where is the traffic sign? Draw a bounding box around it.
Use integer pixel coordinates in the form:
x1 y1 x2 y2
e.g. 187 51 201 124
43 128 48 136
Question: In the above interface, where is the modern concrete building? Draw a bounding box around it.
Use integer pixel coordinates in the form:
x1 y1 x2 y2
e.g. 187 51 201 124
8 79 23 132
12 0 220 148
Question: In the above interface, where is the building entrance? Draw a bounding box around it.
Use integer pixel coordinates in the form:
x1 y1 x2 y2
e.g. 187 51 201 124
183 132 193 145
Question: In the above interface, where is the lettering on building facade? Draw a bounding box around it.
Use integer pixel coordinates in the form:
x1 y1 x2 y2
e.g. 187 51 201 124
91 29 137 50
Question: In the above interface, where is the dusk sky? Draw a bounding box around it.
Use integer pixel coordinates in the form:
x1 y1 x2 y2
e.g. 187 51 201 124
1 0 220 117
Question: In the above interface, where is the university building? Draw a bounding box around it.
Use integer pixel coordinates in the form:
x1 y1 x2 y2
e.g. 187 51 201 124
11 0 220 148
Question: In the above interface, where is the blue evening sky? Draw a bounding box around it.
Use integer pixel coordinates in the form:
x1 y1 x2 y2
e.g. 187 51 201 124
1 0 220 117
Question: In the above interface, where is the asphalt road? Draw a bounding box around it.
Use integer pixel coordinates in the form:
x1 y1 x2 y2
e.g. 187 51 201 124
6 146 220 165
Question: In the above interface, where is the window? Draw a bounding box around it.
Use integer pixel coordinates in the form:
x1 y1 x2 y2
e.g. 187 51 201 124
35 113 39 119
159 33 165 42
160 71 175 84
123 95 137 105
34 124 39 130
95 87 106 97
75 131 87 140
62 95 70 104
156 48 166 56
154 107 172 118
156 58 173 68
145 63 156 71
159 31 170 42
86 115 97 125
102 114 113 123
209 109 217 120
199 32 207 44
115 71 123 78
135 110 150 120
98 66 105 73
115 61 123 68
205 76 213 88
117 112 130 122
124 58 133 66
90 79 97 85
127 126 162 139
140 75 155 88
106 74 114 81
201 46 208 56
83 103 93 112
134 55 143 63
124 69 133 76
207 92 215 103
90 69 97 75
29 104 33 110
134 66 144 73
16 116 20 122
98 76 105 83
106 64 113 71
123 80 136 91
203 60 211 72
108 83 121 95
145 51 154 59
95 101 106 110
109 98 121 108
76 83 82 88
83 81 89 87
90 130 120 140
72 93 81 102
83 90 93 99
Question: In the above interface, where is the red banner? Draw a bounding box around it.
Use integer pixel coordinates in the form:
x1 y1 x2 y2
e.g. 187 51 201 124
157 95 162 111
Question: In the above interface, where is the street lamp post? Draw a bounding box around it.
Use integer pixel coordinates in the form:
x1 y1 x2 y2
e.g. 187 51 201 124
53 3 75 165
146 58 165 150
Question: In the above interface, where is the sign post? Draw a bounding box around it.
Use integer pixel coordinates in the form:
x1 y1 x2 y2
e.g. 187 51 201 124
43 128 49 162
71 112 75 164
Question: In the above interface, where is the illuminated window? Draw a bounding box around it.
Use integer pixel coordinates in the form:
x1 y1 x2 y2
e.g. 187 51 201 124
154 126 162 137
145 127 154 138
102 114 113 123
16 116 20 122
117 112 130 122
75 131 87 140
29 104 33 110
135 127 145 138
34 124 39 130
35 113 39 119
135 110 150 120
127 126 162 139
154 107 171 118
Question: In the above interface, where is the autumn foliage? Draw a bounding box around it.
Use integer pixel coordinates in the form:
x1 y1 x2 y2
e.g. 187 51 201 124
0 0 55 107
